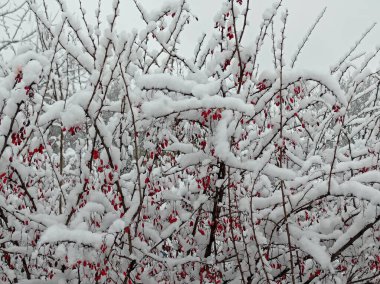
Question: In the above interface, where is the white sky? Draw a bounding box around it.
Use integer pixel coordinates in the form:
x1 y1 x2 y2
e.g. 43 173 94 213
65 0 380 71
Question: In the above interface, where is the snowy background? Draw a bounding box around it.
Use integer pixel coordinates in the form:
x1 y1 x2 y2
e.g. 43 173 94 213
74 0 380 70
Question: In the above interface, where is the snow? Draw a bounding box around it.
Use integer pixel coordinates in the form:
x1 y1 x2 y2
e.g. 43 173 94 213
334 181 380 206
329 204 377 255
165 142 195 154
38 225 104 248
293 230 333 270
136 74 221 99
22 60 43 85
38 101 65 125
61 104 86 128
108 219 125 233
351 171 380 183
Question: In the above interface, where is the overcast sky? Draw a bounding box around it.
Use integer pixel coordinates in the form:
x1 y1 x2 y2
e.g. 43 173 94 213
71 0 380 72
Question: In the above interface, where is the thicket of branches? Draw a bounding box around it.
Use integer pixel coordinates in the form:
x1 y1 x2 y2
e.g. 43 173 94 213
0 0 380 283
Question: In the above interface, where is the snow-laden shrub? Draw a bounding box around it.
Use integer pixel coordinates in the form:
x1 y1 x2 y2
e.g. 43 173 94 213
0 0 380 283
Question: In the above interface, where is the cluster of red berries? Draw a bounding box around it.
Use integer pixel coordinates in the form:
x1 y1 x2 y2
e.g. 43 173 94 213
62 126 81 135
11 127 26 145
294 85 301 95
222 59 231 70
226 26 234 40
369 256 380 271
257 80 267 91
332 104 340 112
168 213 178 224
309 269 321 279
26 144 45 162
201 109 222 123
15 70 22 83
196 175 211 191
200 266 222 284
24 85 34 98
29 144 44 155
